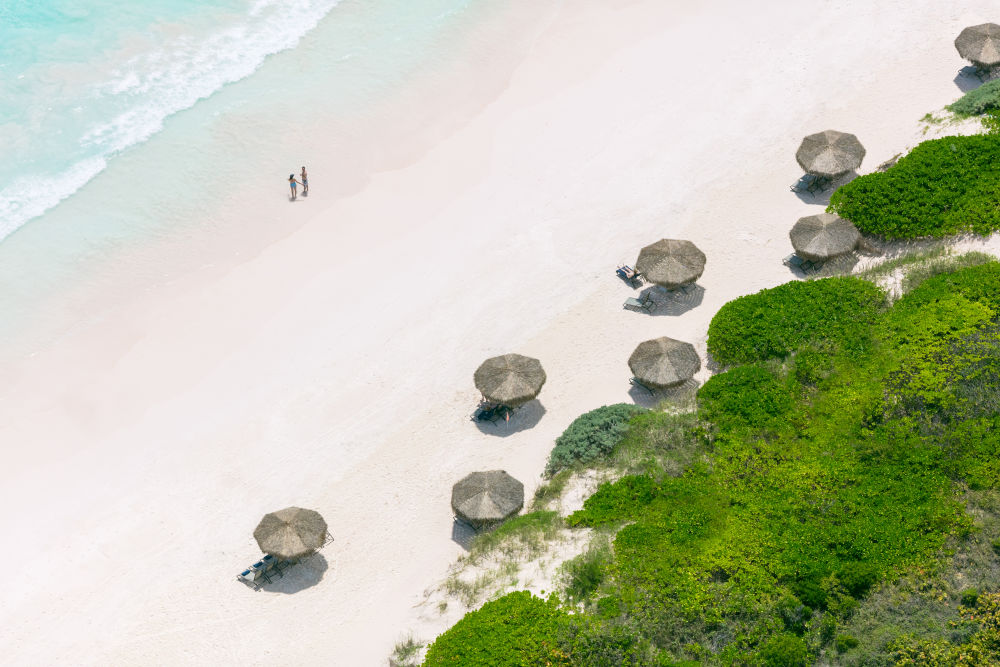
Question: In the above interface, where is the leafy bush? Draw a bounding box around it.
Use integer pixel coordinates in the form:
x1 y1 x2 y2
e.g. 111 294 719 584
837 561 878 599
430 262 1000 664
961 588 979 607
755 633 809 666
561 542 612 603
889 593 1000 665
546 404 647 475
835 634 859 653
775 595 812 635
828 133 1000 238
566 476 661 527
559 621 659 666
697 364 794 429
947 77 1000 116
422 592 570 666
983 108 1000 134
706 277 884 366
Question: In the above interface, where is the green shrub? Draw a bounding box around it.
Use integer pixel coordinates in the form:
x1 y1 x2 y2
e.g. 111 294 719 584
947 78 1000 116
422 591 570 666
706 277 883 366
430 262 1000 664
775 595 812 635
984 108 1000 134
561 542 611 603
546 404 647 475
698 364 794 429
790 578 827 611
567 476 661 527
755 633 809 666
828 133 1000 238
837 561 878 599
559 621 657 667
835 634 859 653
961 588 979 607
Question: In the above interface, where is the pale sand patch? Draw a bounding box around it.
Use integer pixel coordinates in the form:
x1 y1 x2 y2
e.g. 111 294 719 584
2 1 1000 665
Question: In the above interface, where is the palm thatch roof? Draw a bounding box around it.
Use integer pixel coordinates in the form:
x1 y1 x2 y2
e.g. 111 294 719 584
956 23 1000 68
789 213 861 262
451 470 524 528
795 130 865 178
628 337 700 389
254 507 327 560
474 354 546 407
635 239 706 289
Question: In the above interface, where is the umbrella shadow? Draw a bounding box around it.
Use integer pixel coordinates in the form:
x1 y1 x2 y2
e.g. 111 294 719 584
954 66 986 92
791 171 859 205
643 284 705 317
473 399 546 437
785 254 861 279
260 553 328 594
451 518 477 551
629 378 701 407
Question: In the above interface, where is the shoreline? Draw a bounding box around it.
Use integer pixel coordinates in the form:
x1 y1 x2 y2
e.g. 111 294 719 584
2 1 999 664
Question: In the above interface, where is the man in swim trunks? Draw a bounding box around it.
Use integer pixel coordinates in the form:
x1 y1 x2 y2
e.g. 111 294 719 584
300 166 309 197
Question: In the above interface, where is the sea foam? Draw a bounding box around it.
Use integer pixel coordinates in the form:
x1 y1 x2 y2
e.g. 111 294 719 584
0 0 339 242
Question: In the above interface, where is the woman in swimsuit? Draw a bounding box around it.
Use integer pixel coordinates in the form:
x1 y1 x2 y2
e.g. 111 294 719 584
288 174 301 200
300 166 309 197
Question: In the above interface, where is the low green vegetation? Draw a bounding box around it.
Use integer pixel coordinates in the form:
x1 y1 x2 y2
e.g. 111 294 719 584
706 277 883 367
828 133 1000 239
423 261 1000 665
389 635 424 667
560 539 613 604
422 591 571 666
546 404 647 475
946 78 1000 117
468 510 563 562
888 592 1000 665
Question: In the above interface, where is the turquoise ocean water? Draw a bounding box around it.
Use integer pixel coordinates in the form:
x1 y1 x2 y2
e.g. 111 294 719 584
0 0 482 343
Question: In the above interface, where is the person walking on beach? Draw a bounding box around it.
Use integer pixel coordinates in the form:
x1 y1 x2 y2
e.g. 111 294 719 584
300 166 309 197
288 173 301 201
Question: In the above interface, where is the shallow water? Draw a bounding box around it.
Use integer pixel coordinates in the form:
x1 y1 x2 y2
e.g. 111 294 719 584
0 0 480 343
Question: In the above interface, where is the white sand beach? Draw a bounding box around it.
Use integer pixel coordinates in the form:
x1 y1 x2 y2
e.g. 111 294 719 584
1 1 998 664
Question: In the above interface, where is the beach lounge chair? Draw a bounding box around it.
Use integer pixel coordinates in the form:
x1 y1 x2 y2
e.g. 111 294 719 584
616 265 643 288
472 400 506 424
782 253 823 275
624 292 655 313
629 377 656 395
789 173 826 195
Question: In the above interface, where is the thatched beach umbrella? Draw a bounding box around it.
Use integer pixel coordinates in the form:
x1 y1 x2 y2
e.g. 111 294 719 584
254 507 327 560
795 130 866 178
629 337 700 389
635 239 706 289
451 470 524 528
474 354 545 407
955 23 1000 69
789 213 861 262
